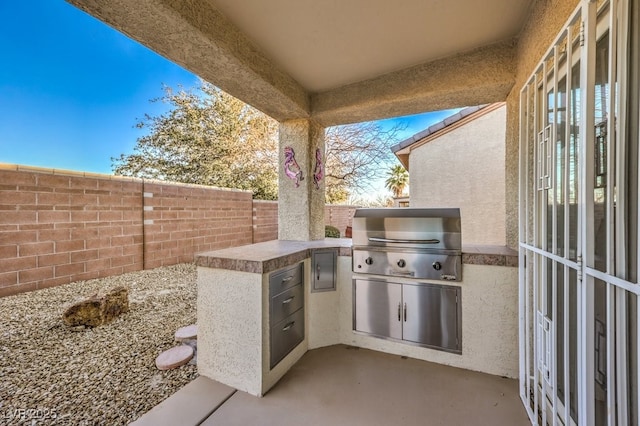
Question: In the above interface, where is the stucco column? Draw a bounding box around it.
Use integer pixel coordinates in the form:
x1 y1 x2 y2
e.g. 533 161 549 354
278 119 325 241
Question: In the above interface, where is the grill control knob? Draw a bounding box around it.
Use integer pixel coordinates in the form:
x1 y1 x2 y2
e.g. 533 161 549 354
397 259 406 268
365 257 374 265
432 261 442 271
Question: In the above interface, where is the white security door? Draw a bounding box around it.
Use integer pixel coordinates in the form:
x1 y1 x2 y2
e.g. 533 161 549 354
519 1 640 424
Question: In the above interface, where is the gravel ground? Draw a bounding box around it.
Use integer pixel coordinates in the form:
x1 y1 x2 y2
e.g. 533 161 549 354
0 263 199 425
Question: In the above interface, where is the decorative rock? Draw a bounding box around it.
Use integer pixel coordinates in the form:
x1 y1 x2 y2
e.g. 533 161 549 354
155 345 194 370
62 286 129 327
102 287 129 323
174 324 197 341
62 295 104 327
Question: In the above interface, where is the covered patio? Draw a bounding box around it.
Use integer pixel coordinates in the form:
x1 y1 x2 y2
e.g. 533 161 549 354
62 0 640 425
133 345 529 426
65 0 529 244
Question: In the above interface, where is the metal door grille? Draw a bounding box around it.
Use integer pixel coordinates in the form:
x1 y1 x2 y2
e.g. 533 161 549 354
518 1 640 424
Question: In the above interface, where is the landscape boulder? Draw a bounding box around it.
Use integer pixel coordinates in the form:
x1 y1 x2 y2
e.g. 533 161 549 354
62 286 129 327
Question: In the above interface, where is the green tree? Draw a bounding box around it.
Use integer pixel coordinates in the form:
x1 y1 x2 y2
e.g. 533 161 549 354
114 81 404 202
112 81 279 200
385 164 409 198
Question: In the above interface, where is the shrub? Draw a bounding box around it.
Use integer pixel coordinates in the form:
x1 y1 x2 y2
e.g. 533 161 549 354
325 225 341 238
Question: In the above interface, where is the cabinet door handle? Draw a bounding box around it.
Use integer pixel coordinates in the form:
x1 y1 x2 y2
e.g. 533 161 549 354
403 303 407 322
282 276 293 283
282 296 295 305
398 302 402 321
282 321 295 332
316 264 321 281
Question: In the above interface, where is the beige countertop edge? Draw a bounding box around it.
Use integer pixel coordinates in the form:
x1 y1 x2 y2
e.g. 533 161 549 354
195 239 352 274
195 240 518 273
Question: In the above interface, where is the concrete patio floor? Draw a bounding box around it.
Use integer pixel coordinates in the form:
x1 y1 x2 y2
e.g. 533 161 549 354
133 344 530 426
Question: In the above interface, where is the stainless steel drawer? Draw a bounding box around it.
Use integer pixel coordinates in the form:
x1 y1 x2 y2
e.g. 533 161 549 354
270 283 304 325
269 263 303 296
270 308 304 369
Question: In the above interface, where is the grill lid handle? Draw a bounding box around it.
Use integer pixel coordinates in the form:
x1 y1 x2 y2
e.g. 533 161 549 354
368 237 440 244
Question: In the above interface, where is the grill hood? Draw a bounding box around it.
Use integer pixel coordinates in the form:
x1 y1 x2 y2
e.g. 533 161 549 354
352 208 461 251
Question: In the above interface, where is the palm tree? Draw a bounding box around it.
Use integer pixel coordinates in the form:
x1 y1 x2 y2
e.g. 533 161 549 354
385 165 409 198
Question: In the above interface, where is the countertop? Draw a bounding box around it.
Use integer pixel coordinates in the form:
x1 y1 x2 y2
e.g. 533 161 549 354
461 245 519 267
195 239 518 274
195 239 353 274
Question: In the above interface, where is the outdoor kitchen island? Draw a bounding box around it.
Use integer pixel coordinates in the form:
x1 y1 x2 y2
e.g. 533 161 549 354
195 239 518 397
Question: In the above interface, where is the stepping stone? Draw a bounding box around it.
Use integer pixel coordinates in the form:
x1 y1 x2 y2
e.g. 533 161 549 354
156 345 194 370
175 324 197 341
181 339 198 366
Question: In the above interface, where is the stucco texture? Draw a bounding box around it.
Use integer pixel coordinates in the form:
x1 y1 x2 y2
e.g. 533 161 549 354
198 248 519 395
409 105 507 246
312 40 516 126
504 0 581 248
278 119 325 241
197 267 263 394
198 263 310 397
307 256 351 349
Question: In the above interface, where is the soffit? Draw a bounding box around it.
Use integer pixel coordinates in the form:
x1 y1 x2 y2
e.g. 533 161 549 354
66 0 529 125
209 0 532 93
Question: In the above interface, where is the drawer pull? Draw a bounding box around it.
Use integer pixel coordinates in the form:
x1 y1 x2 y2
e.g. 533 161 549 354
282 321 295 332
282 296 295 305
282 276 294 283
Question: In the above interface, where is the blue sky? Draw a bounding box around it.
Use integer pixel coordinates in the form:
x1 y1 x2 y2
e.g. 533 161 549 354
0 1 459 175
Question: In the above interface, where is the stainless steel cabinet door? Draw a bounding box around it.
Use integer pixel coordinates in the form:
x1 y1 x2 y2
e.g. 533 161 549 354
402 283 460 352
354 279 402 339
312 249 337 292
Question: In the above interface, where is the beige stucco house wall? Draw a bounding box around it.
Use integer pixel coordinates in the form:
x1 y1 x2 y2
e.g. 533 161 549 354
394 103 506 246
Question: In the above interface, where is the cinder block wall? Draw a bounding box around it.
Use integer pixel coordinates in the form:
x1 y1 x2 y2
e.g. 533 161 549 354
251 202 357 242
252 200 278 243
0 165 357 297
142 182 253 269
0 167 144 297
325 205 357 236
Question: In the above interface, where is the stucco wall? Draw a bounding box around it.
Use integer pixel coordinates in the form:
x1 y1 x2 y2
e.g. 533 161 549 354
278 119 325 241
199 253 519 396
409 105 506 246
307 256 351 349
504 0 581 248
198 262 310 396
197 267 264 395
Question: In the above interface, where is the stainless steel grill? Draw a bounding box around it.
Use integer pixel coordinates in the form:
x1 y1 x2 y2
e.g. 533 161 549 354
351 208 462 281
351 207 463 353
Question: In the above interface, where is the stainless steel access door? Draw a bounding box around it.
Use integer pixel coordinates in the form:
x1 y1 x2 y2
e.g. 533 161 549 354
353 279 402 340
402 283 460 352
353 278 462 353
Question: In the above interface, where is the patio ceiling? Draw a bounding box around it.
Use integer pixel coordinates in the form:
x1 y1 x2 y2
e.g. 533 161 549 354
66 0 532 126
